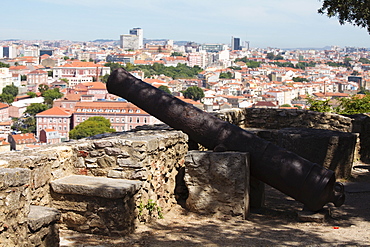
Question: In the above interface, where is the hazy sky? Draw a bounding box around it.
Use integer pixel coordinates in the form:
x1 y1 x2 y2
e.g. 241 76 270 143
2 0 370 48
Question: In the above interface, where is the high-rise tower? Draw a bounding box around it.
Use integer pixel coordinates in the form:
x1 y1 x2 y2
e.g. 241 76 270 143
129 28 143 49
231 36 241 51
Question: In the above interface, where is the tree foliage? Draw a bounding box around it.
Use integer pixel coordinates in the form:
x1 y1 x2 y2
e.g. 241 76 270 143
3 84 18 97
307 96 332 112
104 62 202 79
0 93 15 104
38 84 49 94
292 77 309 82
25 103 49 116
318 0 370 33
42 88 63 106
69 116 116 140
234 57 261 68
219 71 233 79
0 62 10 68
335 94 370 114
27 91 37 98
183 86 205 101
307 94 370 114
158 85 171 94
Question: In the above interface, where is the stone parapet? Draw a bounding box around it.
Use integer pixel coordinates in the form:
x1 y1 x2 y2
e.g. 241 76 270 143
215 108 353 132
184 151 250 218
0 168 31 246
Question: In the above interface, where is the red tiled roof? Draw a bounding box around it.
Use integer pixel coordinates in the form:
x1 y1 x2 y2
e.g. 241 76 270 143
36 107 71 116
11 133 37 143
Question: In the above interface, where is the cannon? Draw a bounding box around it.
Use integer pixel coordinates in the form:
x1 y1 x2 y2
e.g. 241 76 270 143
107 68 345 211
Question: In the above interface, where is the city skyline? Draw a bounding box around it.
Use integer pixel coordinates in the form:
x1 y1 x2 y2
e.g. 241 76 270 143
2 0 370 49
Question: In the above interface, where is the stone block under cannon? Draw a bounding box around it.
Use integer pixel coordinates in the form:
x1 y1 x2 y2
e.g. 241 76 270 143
106 68 345 212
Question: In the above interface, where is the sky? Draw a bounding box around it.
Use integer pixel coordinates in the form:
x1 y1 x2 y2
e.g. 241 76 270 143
2 0 370 49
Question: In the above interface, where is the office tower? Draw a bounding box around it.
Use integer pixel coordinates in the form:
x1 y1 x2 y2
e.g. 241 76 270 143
129 28 143 49
231 36 241 51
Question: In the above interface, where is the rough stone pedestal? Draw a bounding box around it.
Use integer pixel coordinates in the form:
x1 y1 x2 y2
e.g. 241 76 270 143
50 175 142 236
184 151 250 219
28 205 61 247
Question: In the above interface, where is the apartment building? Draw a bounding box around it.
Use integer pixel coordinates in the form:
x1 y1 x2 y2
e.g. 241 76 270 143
73 101 162 132
52 61 110 87
27 70 48 87
36 107 72 141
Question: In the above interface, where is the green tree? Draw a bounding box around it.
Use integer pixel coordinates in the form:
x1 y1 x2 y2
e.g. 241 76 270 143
292 77 309 82
27 92 37 98
42 88 63 106
0 94 15 104
318 0 370 33
336 94 370 114
104 62 123 72
158 85 171 94
280 104 292 107
359 57 370 64
47 71 53 77
38 84 49 94
100 74 110 83
69 116 116 140
171 52 183 57
307 96 332 112
0 62 10 68
25 103 49 116
183 86 205 101
23 117 36 133
266 53 275 60
344 57 352 67
219 72 233 79
2 84 18 97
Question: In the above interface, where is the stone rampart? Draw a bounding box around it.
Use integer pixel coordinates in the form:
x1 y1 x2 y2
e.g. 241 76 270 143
215 108 370 164
215 108 353 132
0 129 188 244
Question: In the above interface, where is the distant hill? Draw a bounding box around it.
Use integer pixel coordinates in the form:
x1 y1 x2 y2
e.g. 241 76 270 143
91 39 117 43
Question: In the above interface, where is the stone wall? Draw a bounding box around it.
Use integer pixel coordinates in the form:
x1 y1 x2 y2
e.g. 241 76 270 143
184 151 250 218
214 108 370 164
0 168 31 246
0 129 188 244
215 108 353 132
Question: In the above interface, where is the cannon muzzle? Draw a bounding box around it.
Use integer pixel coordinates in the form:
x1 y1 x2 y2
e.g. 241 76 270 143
107 68 345 211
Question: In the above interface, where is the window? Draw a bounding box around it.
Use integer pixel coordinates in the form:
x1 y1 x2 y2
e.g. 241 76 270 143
116 118 119 123
129 117 132 123
144 118 147 123
59 119 62 123
110 118 114 122
136 109 140 113
77 117 80 122
136 118 140 123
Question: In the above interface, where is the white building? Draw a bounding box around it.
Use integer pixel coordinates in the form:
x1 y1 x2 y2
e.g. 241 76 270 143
129 28 143 49
120 35 139 50
0 68 13 93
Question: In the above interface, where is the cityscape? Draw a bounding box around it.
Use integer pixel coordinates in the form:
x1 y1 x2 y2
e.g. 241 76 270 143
0 27 369 151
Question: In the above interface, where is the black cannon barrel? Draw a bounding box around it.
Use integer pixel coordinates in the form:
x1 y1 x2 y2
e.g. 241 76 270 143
107 68 345 211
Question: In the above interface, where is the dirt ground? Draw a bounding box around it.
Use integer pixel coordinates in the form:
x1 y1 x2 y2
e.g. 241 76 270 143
60 163 370 247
